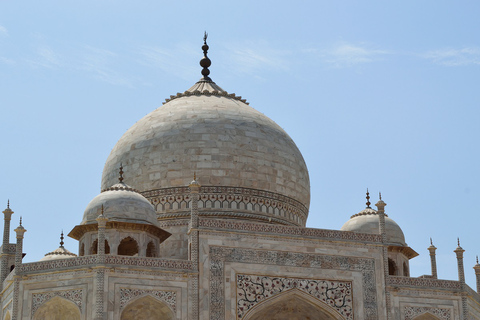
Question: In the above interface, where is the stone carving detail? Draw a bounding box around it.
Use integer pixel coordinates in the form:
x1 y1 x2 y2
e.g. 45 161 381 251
200 220 382 243
143 186 308 226
388 276 462 290
404 306 451 320
32 289 83 316
237 274 353 319
210 246 377 320
20 256 194 274
119 288 176 311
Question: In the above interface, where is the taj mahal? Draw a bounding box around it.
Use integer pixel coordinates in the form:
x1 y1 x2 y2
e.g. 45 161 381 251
1 36 479 320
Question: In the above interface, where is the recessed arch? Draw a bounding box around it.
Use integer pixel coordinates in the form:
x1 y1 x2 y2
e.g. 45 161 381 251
243 289 345 320
121 295 174 320
146 241 156 257
33 296 80 320
118 236 139 256
388 258 397 276
413 312 441 320
4 310 11 320
90 239 110 255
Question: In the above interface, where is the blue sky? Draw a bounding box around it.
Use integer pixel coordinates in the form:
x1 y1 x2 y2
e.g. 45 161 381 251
1 1 480 287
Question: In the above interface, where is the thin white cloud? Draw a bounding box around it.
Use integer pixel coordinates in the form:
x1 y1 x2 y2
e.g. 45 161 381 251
424 47 480 66
0 56 15 65
221 41 289 76
323 42 389 68
137 43 198 81
0 25 7 37
79 45 133 87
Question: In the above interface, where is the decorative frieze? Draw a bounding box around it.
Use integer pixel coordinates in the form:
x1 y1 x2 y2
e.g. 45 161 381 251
119 288 176 311
31 289 83 316
209 246 378 320
143 186 308 226
388 276 463 291
404 306 451 320
200 220 382 243
237 274 353 319
20 256 195 274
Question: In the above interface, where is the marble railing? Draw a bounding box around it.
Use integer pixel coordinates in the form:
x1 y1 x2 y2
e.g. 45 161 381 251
19 255 194 274
199 219 383 243
388 276 463 291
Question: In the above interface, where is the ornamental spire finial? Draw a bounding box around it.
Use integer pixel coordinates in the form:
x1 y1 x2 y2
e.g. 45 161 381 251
200 32 212 81
430 237 433 246
366 188 371 208
7 199 9 209
119 163 124 183
379 192 382 201
60 231 64 248
19 216 22 226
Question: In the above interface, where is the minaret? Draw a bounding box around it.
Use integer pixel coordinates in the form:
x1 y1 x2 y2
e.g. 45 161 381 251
1 200 14 284
94 205 108 320
428 238 438 279
188 173 200 262
454 238 465 283
188 172 201 320
12 218 26 320
473 256 480 293
375 192 390 320
375 192 387 242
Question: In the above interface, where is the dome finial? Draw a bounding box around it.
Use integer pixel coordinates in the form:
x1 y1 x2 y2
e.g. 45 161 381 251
379 192 382 201
200 31 212 81
430 237 433 246
60 230 64 248
19 216 22 226
7 199 9 209
366 188 371 208
119 163 124 183
194 171 196 181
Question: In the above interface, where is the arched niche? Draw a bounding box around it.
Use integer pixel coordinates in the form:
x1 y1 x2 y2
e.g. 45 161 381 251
4 311 11 320
121 295 174 320
243 289 344 320
413 312 441 320
146 241 156 257
90 239 110 255
33 296 81 320
118 236 139 256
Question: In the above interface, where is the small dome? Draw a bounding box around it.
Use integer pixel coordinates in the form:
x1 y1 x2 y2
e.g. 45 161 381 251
40 247 77 261
81 182 159 226
340 208 406 246
39 233 77 261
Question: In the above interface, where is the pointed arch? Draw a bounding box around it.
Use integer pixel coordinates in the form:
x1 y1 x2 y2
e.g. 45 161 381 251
118 236 139 256
121 295 174 320
32 296 80 320
90 239 110 255
4 310 11 320
146 241 156 257
243 289 344 320
413 312 441 320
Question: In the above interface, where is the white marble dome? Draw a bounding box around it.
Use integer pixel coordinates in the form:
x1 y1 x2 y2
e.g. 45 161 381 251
81 182 159 226
340 208 406 246
101 78 310 226
39 247 77 261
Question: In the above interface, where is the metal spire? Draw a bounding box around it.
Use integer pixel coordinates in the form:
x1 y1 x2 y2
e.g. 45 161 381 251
60 231 64 248
379 192 382 201
200 31 212 81
430 237 433 246
7 199 9 209
19 216 22 226
119 163 124 183
366 188 371 208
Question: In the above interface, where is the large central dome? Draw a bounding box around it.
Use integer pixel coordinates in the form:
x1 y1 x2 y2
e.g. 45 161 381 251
101 39 310 227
